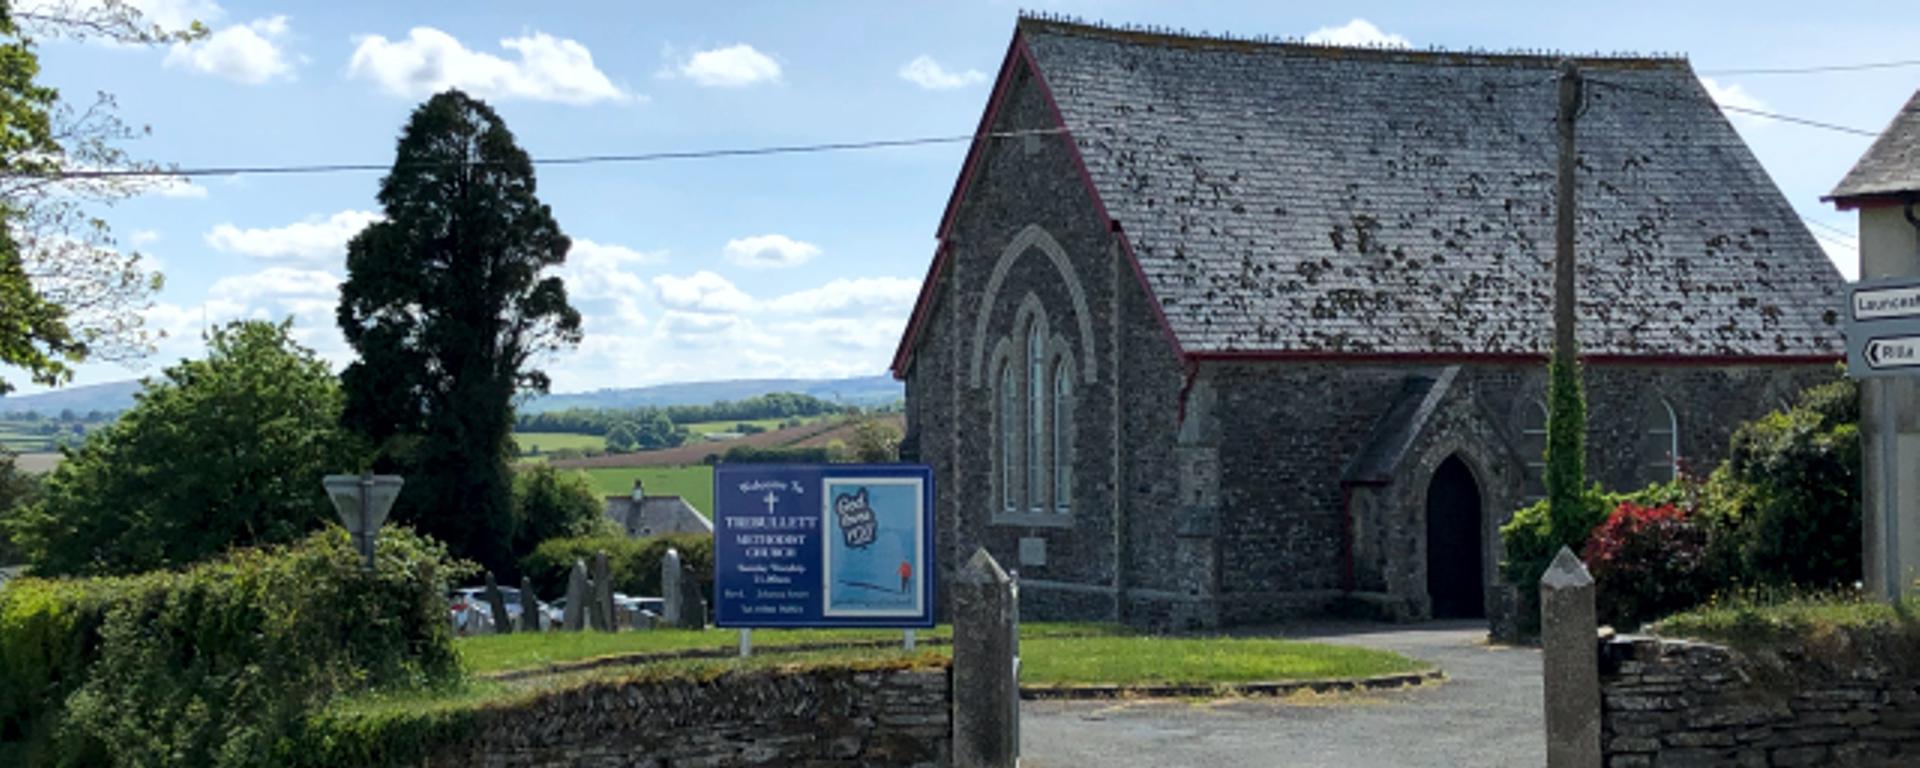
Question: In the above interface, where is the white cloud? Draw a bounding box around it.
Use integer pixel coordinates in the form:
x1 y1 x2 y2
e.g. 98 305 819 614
898 55 985 90
1700 77 1768 130
163 15 293 84
723 234 819 269
765 277 920 316
1304 19 1411 48
348 28 630 104
204 210 381 263
652 271 755 313
675 44 781 87
208 266 339 301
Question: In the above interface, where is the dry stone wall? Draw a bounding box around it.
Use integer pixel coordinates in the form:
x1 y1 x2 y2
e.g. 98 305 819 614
1600 634 1920 767
428 663 951 768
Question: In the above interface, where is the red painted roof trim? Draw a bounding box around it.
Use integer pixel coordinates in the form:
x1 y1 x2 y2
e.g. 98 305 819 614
1187 350 1841 366
893 28 1190 379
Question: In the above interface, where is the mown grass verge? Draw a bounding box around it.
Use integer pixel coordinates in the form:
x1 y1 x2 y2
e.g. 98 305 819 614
457 622 1119 676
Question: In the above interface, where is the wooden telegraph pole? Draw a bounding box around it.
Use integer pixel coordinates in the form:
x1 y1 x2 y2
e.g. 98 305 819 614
1544 60 1588 542
1554 61 1581 366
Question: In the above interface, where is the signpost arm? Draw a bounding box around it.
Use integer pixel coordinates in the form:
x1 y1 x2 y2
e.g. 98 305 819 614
360 472 374 570
1885 379 1902 599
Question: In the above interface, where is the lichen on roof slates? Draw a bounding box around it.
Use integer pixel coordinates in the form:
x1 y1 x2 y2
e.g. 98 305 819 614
1022 20 1845 358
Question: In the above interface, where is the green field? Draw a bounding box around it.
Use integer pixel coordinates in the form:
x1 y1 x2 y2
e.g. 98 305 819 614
578 466 713 514
513 432 606 454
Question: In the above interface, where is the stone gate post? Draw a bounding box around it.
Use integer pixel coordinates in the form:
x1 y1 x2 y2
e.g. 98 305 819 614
953 547 1018 768
1541 546 1600 768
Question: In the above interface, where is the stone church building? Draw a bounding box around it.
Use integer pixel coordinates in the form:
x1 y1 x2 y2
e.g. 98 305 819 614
893 17 1846 629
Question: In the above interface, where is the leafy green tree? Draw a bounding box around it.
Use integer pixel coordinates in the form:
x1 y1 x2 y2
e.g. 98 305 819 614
0 1 200 395
848 416 902 463
0 448 38 564
634 411 681 449
0 321 365 576
605 421 639 452
1700 380 1860 589
511 465 615 555
338 90 582 579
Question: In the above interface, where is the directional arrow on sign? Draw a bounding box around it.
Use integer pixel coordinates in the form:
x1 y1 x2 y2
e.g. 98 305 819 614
1865 336 1920 371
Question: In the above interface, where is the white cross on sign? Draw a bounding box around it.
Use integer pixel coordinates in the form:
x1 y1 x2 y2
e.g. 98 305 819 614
763 491 778 514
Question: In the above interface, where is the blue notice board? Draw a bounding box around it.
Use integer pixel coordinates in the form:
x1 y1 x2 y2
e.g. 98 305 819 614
713 464 935 628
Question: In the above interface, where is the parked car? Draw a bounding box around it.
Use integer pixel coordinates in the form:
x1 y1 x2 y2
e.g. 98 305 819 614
448 586 552 634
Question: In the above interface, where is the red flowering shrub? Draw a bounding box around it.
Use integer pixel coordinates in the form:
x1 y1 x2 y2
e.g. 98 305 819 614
1581 501 1713 629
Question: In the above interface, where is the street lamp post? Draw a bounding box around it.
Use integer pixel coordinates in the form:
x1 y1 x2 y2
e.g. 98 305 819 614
323 473 404 570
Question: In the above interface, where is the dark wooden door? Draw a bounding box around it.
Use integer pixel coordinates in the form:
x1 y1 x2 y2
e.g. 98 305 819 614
1425 456 1485 619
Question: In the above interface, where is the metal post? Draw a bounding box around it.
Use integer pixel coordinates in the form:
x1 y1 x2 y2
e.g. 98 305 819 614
739 628 752 658
359 471 374 570
904 629 917 651
1885 379 1902 599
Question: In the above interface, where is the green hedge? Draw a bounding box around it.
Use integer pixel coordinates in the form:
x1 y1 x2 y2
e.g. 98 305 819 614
0 527 466 768
521 533 713 603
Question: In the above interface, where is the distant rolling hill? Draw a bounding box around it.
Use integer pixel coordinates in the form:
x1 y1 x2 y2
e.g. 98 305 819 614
0 374 902 416
520 374 903 413
0 379 143 415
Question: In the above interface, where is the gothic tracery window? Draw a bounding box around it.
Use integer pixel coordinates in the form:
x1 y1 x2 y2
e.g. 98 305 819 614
1053 358 1073 513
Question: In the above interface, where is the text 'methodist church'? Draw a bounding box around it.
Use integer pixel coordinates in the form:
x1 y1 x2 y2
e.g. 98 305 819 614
893 17 1844 629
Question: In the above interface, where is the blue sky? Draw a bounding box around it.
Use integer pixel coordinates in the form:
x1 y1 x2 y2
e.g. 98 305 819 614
12 0 1911 394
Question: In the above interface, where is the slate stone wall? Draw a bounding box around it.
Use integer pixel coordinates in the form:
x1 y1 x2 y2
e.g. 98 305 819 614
1600 635 1920 767
427 664 951 768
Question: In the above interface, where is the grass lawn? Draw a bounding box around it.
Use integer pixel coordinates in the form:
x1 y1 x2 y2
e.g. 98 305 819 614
578 465 713 513
513 431 605 455
456 623 1422 686
1019 635 1424 686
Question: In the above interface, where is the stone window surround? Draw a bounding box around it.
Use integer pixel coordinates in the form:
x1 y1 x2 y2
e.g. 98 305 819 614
1643 397 1681 482
988 293 1078 529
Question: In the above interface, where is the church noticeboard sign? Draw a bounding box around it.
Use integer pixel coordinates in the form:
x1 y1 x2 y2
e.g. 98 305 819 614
713 464 935 628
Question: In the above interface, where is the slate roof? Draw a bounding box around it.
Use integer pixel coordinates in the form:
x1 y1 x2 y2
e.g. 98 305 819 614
1828 90 1920 204
1018 19 1844 358
604 495 713 539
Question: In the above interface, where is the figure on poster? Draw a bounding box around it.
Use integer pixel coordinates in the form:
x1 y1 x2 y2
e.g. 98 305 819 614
825 479 922 615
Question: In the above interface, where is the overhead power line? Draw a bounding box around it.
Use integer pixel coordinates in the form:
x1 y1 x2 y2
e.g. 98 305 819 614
8 126 1077 181
1802 217 1858 242
1586 77 1879 137
1699 59 1920 77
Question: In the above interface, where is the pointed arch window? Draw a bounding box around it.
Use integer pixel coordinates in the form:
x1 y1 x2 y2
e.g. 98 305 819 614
1027 321 1046 512
1053 359 1073 513
1519 400 1549 502
1640 398 1680 483
999 361 1016 513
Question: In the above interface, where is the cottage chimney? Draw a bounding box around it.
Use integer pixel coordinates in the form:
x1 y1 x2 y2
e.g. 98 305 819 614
631 479 646 503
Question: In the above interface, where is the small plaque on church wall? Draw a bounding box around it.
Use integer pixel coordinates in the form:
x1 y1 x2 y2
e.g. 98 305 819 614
1019 537 1047 567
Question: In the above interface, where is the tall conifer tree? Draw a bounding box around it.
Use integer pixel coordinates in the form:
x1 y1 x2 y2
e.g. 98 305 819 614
338 90 582 577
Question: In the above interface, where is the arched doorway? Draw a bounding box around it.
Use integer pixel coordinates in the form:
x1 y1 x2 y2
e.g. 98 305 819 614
1425 455 1485 619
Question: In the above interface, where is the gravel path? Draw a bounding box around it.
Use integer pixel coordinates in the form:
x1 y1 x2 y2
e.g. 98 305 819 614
1020 620 1544 768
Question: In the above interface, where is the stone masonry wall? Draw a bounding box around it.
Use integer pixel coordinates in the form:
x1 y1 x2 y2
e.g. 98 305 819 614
1600 635 1920 767
427 663 951 768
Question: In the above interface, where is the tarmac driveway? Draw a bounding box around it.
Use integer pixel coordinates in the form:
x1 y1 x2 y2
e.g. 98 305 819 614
1020 620 1543 768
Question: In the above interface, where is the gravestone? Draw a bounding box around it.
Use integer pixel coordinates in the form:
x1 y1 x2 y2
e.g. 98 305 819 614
519 576 542 632
1541 546 1600 768
662 547 684 627
952 548 1018 768
590 551 615 632
484 572 512 635
679 567 707 629
563 559 590 631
